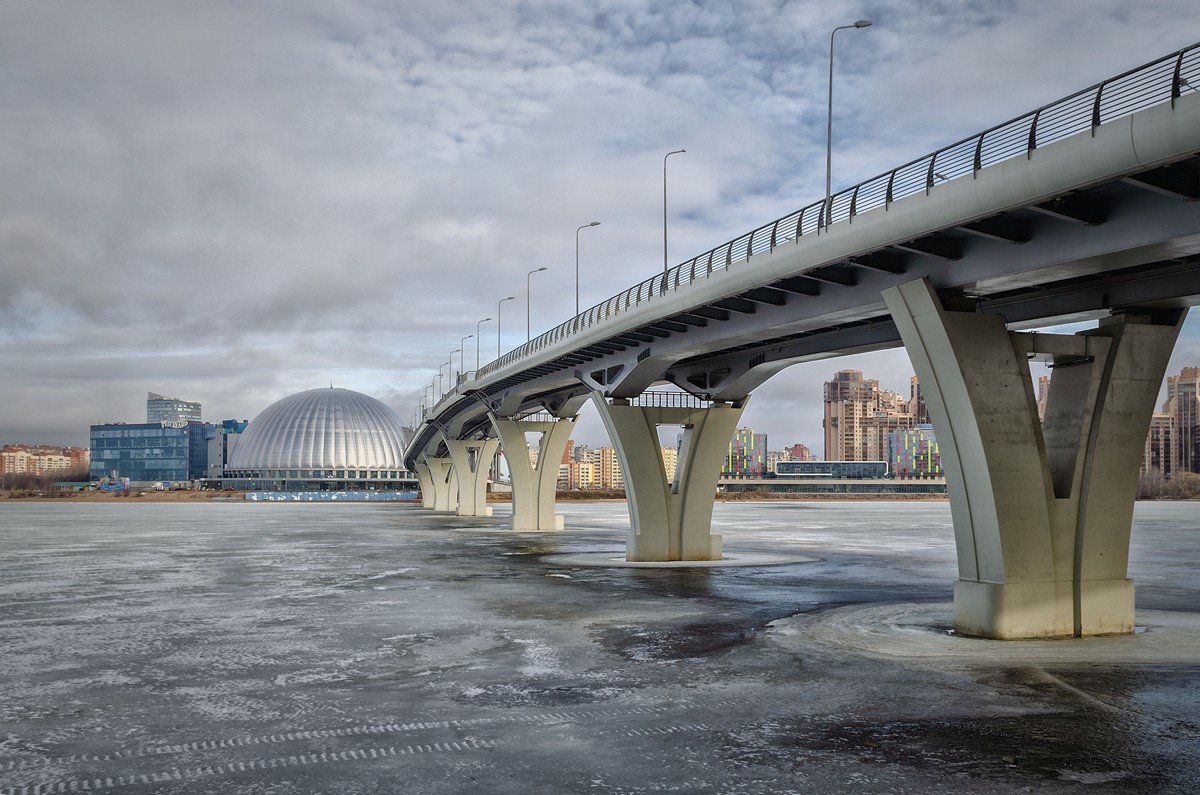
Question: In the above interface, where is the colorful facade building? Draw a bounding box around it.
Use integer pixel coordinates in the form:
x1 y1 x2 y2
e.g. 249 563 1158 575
723 427 767 477
888 424 942 479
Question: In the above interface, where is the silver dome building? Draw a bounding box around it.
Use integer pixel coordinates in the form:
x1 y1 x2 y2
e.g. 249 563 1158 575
222 387 417 492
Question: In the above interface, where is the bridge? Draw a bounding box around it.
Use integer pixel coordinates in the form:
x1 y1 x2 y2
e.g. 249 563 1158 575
404 44 1200 640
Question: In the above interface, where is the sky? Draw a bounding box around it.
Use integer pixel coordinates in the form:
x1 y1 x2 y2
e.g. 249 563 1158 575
2 0 1199 453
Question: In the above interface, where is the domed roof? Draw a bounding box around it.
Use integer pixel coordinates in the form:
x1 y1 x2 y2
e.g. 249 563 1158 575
228 387 408 471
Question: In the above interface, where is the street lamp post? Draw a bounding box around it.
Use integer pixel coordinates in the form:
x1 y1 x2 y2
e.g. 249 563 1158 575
458 335 473 379
825 19 872 227
526 267 547 342
497 296 516 359
446 352 459 388
575 221 601 319
663 149 685 275
475 317 492 371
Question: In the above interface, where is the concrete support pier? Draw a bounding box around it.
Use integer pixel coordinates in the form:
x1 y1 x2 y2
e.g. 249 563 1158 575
884 278 1183 639
413 458 437 509
443 437 499 517
591 393 746 562
489 414 576 531
420 455 458 513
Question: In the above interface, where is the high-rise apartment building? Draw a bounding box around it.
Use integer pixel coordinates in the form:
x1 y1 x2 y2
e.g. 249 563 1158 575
1143 366 1200 482
660 445 679 484
783 443 814 462
823 370 918 461
1036 375 1051 421
594 447 623 489
147 392 201 423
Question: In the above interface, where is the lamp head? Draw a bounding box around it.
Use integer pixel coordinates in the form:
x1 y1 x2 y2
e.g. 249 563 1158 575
854 19 872 27
589 221 600 227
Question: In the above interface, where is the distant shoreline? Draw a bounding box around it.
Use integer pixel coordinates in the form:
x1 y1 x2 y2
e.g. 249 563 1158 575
3 490 1195 503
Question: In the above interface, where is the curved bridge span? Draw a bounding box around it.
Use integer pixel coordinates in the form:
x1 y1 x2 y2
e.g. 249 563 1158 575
405 44 1200 640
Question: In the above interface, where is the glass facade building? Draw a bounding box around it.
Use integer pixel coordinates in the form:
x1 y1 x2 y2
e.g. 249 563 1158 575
774 460 890 479
147 392 201 423
90 421 211 483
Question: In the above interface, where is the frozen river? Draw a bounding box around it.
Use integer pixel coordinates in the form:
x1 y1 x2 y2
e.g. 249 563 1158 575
1 500 1198 793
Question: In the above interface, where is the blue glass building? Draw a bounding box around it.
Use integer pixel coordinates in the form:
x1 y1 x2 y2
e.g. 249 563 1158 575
89 421 211 484
774 460 890 479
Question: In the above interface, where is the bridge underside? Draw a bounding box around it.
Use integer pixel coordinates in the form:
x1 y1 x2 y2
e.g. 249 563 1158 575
407 89 1200 640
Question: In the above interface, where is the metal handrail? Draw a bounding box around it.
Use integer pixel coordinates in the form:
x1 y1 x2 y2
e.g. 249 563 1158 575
465 43 1198 389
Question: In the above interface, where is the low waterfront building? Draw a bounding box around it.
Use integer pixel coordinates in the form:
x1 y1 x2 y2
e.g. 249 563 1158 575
775 460 890 479
0 445 89 477
206 419 249 479
89 421 211 485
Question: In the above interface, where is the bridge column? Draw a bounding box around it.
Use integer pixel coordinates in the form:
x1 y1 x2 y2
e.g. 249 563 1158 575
413 458 437 509
884 278 1184 639
422 456 458 512
489 414 576 531
591 393 746 561
442 437 499 517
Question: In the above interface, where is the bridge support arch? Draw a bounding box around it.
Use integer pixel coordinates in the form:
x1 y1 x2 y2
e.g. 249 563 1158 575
489 414 576 531
591 393 746 562
884 278 1184 639
413 458 437 509
419 455 459 513
442 437 499 517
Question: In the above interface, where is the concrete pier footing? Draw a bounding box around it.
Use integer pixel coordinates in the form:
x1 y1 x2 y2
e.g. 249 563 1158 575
590 392 746 562
884 277 1184 639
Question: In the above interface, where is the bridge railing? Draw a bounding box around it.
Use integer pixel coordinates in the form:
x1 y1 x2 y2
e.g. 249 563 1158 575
471 43 1199 387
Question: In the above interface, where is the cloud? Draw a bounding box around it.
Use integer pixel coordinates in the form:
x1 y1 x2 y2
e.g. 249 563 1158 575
1 0 1197 446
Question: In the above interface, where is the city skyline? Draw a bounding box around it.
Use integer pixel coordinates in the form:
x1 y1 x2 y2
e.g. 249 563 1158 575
3 3 1199 452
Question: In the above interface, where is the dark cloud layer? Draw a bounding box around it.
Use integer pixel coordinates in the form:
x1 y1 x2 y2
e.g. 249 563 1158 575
1 0 1197 447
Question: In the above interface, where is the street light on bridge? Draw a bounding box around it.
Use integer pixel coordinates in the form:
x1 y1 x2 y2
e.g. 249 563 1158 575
825 19 872 227
575 221 601 319
526 267 547 342
475 317 492 371
458 335 473 380
497 296 516 359
663 149 685 275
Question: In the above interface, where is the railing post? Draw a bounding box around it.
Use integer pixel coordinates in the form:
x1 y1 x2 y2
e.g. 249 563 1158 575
746 228 755 260
973 131 984 174
1027 107 1043 156
1171 49 1185 107
849 184 861 219
925 151 939 194
1091 80 1106 134
885 169 896 207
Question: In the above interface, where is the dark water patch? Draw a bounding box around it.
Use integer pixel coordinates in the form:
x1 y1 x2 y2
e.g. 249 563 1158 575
593 620 758 662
